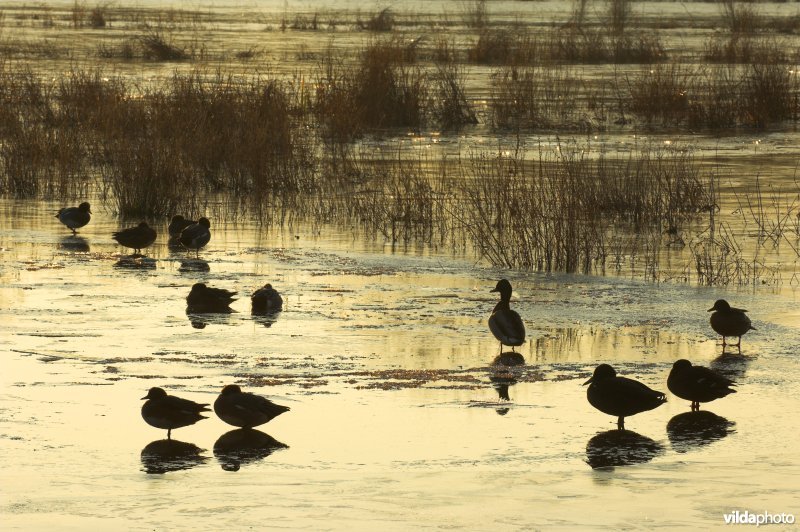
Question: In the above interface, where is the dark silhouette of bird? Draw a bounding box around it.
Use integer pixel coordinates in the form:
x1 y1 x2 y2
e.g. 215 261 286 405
180 217 211 257
140 387 210 439
708 299 755 353
168 215 197 237
251 283 283 314
56 202 91 234
584 364 666 430
488 279 526 354
667 359 736 411
186 283 236 312
112 222 157 255
214 384 290 429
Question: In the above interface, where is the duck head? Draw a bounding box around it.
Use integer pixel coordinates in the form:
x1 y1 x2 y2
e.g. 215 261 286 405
138 221 150 228
220 384 242 396
708 299 731 312
78 202 91 213
198 217 211 228
583 364 617 385
490 279 514 300
171 215 185 223
142 387 168 400
671 359 692 372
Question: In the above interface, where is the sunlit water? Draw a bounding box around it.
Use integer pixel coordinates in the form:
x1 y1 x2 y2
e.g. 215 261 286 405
1 198 799 529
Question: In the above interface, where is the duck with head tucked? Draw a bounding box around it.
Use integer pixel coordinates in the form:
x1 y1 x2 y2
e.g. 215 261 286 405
56 202 91 234
214 384 290 429
584 364 666 430
112 222 157 256
179 217 211 257
168 215 197 237
708 299 755 353
186 283 237 313
667 359 736 411
251 283 283 314
488 279 526 355
140 387 210 439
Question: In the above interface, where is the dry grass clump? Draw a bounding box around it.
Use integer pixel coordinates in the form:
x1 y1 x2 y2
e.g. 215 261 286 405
138 26 190 60
314 40 428 143
704 35 791 64
430 64 477 130
720 0 760 35
358 8 394 32
490 66 584 130
626 64 798 129
459 145 709 273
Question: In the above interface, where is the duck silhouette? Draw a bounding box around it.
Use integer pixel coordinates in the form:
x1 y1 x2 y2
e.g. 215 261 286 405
186 283 236 313
667 359 736 411
708 299 755 353
168 215 197 237
179 217 211 257
112 222 157 255
251 283 283 314
140 387 210 439
584 364 666 430
214 384 290 429
488 279 526 354
56 202 91 234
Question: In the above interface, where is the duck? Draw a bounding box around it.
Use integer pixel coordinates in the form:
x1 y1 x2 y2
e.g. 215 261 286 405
584 364 666 430
251 283 283 314
667 359 736 411
708 299 755 352
55 202 91 234
179 217 211 257
140 387 210 439
186 282 236 312
214 384 290 429
112 222 157 255
168 215 197 237
488 279 526 354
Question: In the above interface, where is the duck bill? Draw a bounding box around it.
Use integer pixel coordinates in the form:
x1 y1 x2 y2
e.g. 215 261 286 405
707 307 714 312
140 395 149 400
490 288 498 293
582 376 593 386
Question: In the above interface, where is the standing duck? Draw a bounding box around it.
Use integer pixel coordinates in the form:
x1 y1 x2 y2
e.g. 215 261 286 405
708 299 755 353
186 283 236 312
168 215 197 237
488 279 526 354
179 217 211 257
140 387 210 439
112 222 157 255
667 359 736 411
214 384 290 429
584 364 667 430
56 202 91 234
251 283 283 314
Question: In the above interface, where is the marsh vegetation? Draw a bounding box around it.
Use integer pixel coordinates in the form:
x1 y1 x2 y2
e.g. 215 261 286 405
0 0 798 285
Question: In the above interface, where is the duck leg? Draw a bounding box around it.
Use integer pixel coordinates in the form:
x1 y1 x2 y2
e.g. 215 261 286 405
617 416 625 430
167 428 172 440
691 401 699 411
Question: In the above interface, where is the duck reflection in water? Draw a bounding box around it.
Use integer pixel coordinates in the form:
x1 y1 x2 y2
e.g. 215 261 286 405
178 258 210 273
113 256 157 270
186 309 233 329
58 235 90 252
140 439 208 474
186 283 236 313
490 374 517 402
214 429 288 472
710 352 753 382
585 430 664 470
667 411 735 453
